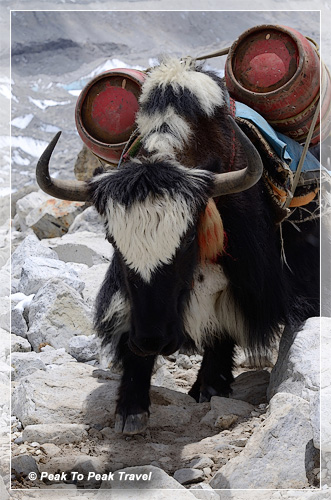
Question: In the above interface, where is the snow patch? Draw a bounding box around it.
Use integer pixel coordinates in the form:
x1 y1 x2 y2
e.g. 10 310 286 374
60 58 145 94
28 97 71 110
11 136 48 158
11 293 35 312
11 150 30 166
11 114 34 130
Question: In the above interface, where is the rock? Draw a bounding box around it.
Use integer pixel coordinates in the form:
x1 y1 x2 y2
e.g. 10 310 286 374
9 306 28 337
72 455 106 485
11 234 59 279
27 278 93 351
188 456 214 469
321 318 331 455
77 263 109 306
11 185 38 219
0 266 10 298
229 438 248 447
0 298 10 332
41 230 113 266
232 370 270 404
15 190 51 232
0 327 10 361
11 352 46 380
173 468 204 485
38 345 77 365
201 396 254 427
177 354 193 369
97 465 194 494
40 443 61 456
11 362 118 427
68 205 105 233
11 454 39 478
210 392 313 489
25 198 86 239
22 423 88 445
151 365 178 391
214 414 239 430
68 334 100 362
190 483 221 500
268 318 320 399
11 334 31 353
19 256 84 295
74 144 105 181
268 318 320 449
150 386 196 407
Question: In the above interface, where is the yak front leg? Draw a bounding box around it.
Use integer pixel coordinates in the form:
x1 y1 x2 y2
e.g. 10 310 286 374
114 333 156 435
189 336 235 402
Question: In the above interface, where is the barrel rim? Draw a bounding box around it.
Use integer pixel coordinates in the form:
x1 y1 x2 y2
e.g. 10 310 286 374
75 68 146 157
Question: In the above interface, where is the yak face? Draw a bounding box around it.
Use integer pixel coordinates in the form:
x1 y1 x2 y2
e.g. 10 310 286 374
89 159 215 356
136 58 226 161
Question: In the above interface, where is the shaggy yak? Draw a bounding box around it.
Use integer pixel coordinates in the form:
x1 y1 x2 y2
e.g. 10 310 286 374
36 58 319 435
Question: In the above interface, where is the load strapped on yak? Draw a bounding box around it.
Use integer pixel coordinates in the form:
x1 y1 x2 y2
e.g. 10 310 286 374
72 25 329 223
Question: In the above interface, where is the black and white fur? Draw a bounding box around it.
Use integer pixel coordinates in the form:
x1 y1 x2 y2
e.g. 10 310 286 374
89 58 320 434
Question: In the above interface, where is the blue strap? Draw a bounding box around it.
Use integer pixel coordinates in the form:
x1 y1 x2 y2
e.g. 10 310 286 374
234 101 320 173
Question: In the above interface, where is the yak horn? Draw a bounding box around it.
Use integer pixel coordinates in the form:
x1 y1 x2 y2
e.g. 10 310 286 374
212 116 263 197
36 131 90 202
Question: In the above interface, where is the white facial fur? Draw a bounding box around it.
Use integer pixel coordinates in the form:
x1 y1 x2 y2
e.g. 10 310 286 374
105 191 194 283
136 58 224 157
139 58 224 116
136 107 192 155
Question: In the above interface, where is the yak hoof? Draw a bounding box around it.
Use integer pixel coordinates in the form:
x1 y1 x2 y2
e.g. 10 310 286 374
114 412 149 435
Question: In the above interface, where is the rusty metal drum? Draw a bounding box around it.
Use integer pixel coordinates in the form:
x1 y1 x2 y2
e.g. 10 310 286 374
224 25 327 145
75 68 146 164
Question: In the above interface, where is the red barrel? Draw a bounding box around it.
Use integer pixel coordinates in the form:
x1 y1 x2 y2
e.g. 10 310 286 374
225 25 327 145
75 69 146 164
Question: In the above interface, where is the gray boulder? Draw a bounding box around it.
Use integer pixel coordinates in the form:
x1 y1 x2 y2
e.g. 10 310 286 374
68 205 104 233
210 392 313 489
11 362 109 426
15 190 51 232
201 396 254 428
18 256 84 295
11 334 31 353
11 454 39 479
41 230 113 266
27 278 93 351
25 198 86 239
11 352 46 380
268 317 320 449
22 423 88 445
11 233 59 279
68 334 100 362
97 465 195 495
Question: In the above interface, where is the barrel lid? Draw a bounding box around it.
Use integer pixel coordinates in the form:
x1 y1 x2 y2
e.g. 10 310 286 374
75 69 145 163
228 25 300 93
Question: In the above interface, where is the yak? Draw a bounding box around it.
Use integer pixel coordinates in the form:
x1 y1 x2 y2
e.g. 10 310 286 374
36 58 320 435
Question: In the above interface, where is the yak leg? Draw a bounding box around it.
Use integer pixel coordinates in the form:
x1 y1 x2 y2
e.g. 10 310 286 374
115 334 156 435
189 336 235 402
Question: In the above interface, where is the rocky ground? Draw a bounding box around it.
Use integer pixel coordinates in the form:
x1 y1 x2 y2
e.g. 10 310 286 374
0 4 331 500
0 178 324 494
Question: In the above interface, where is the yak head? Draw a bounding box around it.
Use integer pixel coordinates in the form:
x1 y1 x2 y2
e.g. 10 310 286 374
35 58 263 356
88 159 216 356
